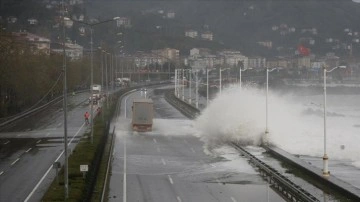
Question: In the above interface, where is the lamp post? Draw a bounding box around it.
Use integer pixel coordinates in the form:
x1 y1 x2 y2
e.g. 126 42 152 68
61 1 69 198
264 68 277 145
188 69 192 104
182 69 185 101
322 65 346 176
206 66 209 106
70 16 120 144
174 69 177 96
240 67 252 90
219 67 230 95
195 70 199 108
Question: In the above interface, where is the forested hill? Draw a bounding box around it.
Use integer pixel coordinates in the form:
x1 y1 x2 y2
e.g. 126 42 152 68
85 0 360 56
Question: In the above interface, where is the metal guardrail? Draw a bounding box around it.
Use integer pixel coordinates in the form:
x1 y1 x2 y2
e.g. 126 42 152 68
0 89 89 129
231 143 320 202
164 90 200 119
0 96 63 128
165 89 320 202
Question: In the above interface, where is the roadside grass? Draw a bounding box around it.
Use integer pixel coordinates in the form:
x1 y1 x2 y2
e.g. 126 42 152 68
41 117 106 201
42 95 118 202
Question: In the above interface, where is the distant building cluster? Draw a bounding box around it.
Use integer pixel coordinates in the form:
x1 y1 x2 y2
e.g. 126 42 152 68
11 31 83 60
185 30 214 41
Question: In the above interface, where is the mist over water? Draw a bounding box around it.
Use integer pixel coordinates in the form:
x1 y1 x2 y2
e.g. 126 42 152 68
194 85 360 168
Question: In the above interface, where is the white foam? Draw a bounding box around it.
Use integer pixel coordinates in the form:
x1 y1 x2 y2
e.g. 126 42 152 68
194 85 360 168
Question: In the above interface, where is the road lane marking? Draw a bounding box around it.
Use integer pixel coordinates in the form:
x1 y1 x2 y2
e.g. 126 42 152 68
45 132 50 137
36 140 41 144
153 138 157 143
231 197 237 202
161 158 166 165
177 196 182 202
123 137 127 202
168 175 174 184
0 171 4 176
25 148 32 153
24 125 84 202
4 140 10 145
11 158 20 166
191 148 195 153
57 123 62 127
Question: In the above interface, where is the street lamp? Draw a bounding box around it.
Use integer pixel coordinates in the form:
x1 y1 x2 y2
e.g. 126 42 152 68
174 69 177 96
219 67 230 95
264 68 277 145
207 67 209 106
188 69 192 104
195 70 199 108
240 67 252 90
322 65 346 176
69 16 119 144
182 69 185 101
61 2 69 198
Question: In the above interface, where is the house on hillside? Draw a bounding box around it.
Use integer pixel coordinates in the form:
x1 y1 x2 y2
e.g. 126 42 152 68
12 31 51 55
116 17 131 28
185 30 198 38
201 31 213 41
51 42 83 60
27 18 38 25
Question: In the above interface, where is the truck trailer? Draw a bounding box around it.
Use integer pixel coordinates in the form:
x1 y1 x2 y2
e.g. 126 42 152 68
131 99 154 132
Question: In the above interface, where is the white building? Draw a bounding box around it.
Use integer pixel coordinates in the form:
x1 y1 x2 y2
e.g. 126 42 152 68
166 10 175 19
185 30 198 38
27 18 38 25
116 17 131 28
218 50 248 69
248 56 266 69
201 31 213 41
51 42 83 60
13 31 51 55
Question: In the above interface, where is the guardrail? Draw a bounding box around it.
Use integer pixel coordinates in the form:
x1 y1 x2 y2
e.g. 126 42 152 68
231 143 320 202
0 90 89 129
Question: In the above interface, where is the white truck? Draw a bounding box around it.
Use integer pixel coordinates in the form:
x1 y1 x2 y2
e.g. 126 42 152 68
131 99 154 132
90 84 102 104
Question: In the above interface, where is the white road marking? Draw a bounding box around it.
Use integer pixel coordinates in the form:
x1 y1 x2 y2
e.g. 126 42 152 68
24 125 84 202
210 164 216 168
153 138 157 143
45 132 50 137
168 175 174 184
57 123 62 127
0 171 4 176
191 148 195 153
161 158 166 165
156 147 161 153
177 196 182 202
25 148 32 153
11 158 20 166
4 140 10 145
231 197 237 202
123 137 127 202
36 140 41 144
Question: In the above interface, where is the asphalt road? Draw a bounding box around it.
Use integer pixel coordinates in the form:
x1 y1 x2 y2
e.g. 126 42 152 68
107 87 285 202
0 92 92 202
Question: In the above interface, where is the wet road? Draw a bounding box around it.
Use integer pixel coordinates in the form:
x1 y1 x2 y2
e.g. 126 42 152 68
0 92 91 202
108 87 285 202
